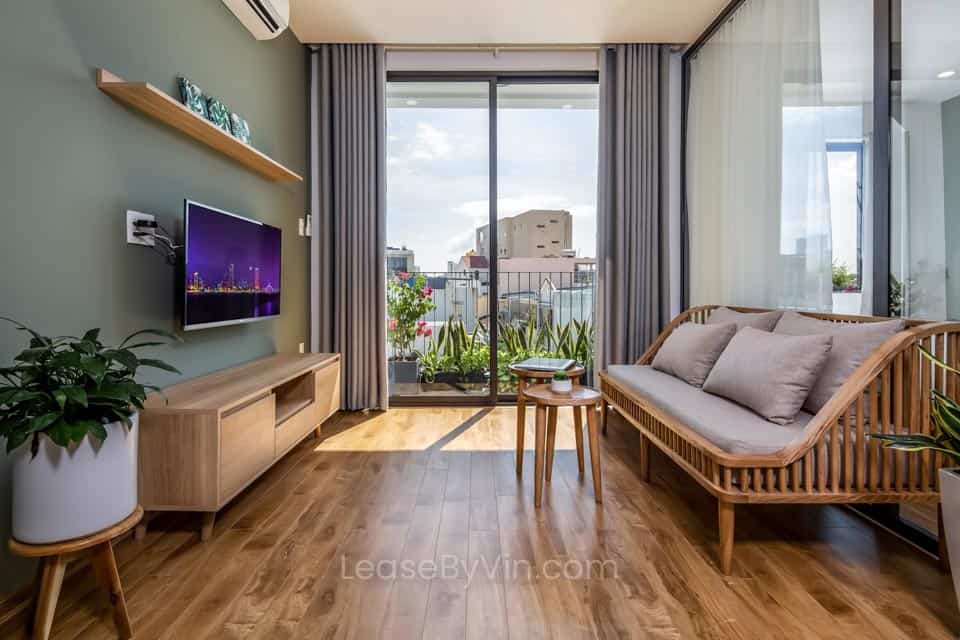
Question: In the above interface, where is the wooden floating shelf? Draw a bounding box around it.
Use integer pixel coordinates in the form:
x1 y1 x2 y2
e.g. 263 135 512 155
96 68 302 183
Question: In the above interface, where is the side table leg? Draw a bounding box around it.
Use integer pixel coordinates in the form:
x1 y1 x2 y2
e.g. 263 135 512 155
545 406 558 482
91 541 133 640
33 555 67 640
516 376 527 475
534 404 547 508
586 403 603 504
573 405 585 474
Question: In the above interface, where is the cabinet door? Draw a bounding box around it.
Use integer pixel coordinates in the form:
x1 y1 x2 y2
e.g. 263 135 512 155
314 361 341 428
220 393 276 503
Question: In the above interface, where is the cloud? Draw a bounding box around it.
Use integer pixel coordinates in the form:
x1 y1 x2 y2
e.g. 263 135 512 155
410 122 452 160
453 195 595 221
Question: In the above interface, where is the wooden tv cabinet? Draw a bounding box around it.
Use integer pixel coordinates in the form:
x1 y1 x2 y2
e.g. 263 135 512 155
137 353 340 540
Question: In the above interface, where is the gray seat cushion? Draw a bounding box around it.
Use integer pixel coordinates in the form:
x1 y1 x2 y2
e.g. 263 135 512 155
774 311 905 413
606 365 813 455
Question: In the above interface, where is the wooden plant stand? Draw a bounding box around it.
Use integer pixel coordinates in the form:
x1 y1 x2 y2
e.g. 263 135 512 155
9 506 143 640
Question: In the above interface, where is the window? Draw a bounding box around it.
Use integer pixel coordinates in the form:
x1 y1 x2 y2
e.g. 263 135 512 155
827 141 864 309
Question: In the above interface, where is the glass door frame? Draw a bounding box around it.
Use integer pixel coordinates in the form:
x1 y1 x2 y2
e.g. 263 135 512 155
386 71 599 407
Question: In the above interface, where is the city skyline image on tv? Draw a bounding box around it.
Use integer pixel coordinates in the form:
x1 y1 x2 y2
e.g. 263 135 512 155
184 201 282 329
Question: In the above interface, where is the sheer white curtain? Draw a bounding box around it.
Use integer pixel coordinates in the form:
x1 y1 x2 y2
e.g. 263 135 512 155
688 0 833 310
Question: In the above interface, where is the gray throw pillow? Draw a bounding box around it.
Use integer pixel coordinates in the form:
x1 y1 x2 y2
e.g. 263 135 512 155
774 311 905 412
651 322 738 387
706 307 782 332
703 327 833 425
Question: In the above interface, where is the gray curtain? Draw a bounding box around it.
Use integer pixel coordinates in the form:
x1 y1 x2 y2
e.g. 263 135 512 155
309 44 387 410
596 44 665 373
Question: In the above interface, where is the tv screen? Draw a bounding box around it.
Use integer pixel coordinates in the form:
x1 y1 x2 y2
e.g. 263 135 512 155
183 200 281 330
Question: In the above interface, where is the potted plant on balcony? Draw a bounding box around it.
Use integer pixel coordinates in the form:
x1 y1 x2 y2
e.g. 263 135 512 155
387 272 436 386
870 347 960 609
0 319 179 544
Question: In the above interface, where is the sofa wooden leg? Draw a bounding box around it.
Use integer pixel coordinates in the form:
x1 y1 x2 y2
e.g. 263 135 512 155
718 500 734 575
639 434 650 482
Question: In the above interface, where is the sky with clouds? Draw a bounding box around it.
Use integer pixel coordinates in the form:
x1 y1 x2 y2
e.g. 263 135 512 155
386 98 599 272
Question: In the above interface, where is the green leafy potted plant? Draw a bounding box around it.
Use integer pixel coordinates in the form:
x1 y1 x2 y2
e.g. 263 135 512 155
0 319 179 544
551 370 572 394
869 347 960 608
387 272 436 386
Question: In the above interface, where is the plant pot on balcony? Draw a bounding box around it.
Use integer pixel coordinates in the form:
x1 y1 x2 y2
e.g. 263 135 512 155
434 371 460 386
388 359 420 385
939 468 960 611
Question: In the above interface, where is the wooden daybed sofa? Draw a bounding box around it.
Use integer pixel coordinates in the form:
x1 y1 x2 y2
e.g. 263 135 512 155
599 305 960 574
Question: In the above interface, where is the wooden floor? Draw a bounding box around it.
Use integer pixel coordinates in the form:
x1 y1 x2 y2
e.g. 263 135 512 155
11 407 960 639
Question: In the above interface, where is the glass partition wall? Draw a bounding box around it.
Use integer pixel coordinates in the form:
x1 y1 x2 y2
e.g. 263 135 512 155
385 77 599 403
890 0 960 320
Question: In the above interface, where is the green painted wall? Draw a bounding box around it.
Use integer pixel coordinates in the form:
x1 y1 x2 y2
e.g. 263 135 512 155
0 1 307 591
944 95 960 320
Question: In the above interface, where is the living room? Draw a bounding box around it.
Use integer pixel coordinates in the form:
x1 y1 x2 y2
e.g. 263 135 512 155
1 0 959 638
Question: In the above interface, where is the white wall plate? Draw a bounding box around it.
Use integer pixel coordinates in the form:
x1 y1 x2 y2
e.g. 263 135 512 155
126 210 156 246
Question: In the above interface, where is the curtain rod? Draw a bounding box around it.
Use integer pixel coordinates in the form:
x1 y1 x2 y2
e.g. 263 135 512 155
382 44 604 52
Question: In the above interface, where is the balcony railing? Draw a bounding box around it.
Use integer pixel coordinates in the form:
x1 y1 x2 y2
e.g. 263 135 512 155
387 270 596 397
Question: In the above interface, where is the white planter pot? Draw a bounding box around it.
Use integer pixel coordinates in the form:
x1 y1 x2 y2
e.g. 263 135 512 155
940 467 960 611
551 379 573 394
11 414 138 544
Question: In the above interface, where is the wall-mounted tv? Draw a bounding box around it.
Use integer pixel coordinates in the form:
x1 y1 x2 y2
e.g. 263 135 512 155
183 200 281 331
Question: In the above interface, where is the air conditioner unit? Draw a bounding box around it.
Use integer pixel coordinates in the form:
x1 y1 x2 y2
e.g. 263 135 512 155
221 0 289 40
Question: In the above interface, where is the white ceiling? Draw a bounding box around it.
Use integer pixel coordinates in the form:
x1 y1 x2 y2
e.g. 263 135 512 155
289 0 729 44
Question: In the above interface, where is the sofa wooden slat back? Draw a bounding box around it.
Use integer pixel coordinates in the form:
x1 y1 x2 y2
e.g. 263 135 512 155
599 305 960 573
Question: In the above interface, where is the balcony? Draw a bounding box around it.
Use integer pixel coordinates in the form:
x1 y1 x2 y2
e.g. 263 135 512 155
387 270 596 400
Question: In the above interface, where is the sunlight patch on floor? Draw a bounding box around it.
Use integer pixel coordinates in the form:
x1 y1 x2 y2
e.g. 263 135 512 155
314 406 579 452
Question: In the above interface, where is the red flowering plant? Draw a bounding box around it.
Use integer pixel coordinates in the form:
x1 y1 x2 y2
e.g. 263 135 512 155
386 272 437 360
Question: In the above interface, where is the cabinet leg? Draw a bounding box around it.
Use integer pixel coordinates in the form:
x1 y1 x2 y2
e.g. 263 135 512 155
91 541 132 639
33 555 67 640
315 425 323 439
200 512 216 541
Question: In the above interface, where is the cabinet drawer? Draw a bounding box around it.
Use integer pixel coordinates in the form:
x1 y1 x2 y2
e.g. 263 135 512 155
276 402 317 456
220 394 275 502
314 361 341 427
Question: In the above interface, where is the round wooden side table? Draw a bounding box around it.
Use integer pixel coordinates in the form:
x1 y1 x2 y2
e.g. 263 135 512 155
509 363 586 476
9 505 143 640
522 385 603 508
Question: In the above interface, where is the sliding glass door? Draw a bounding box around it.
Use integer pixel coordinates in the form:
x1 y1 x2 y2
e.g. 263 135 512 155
385 81 491 401
495 83 599 393
385 75 599 404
